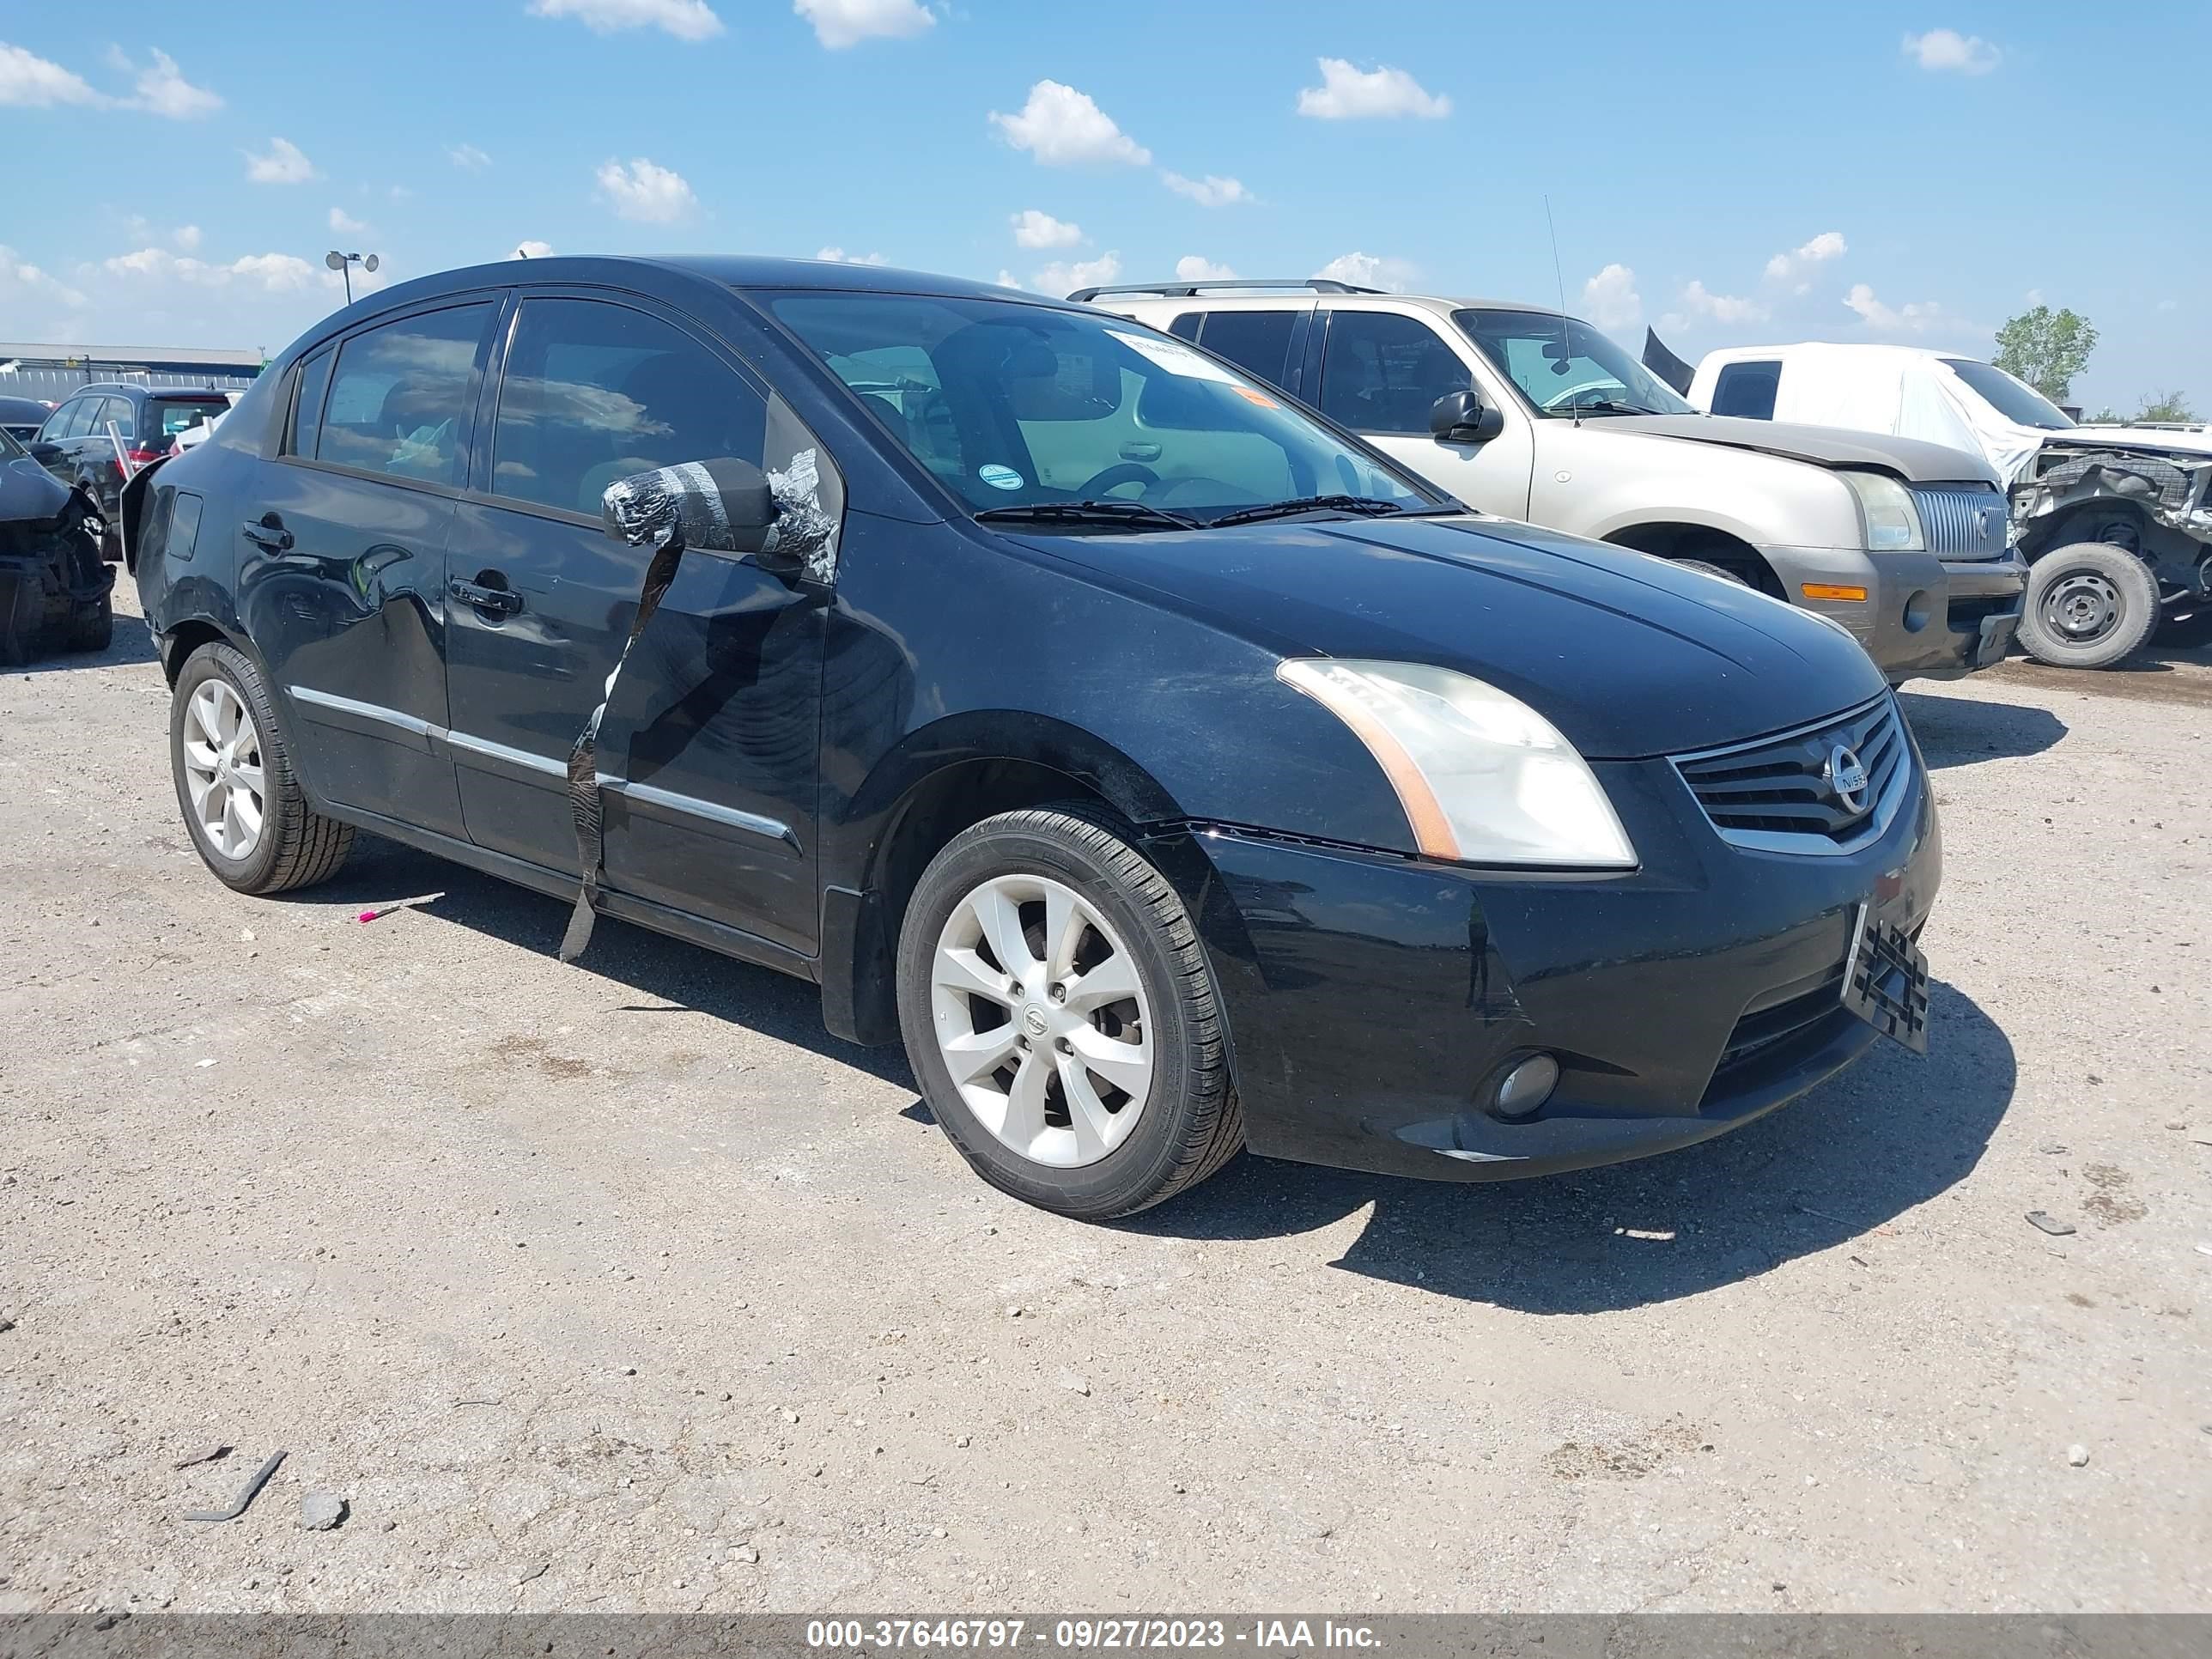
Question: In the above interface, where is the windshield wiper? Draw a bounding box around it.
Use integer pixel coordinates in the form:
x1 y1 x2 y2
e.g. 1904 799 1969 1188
1565 398 1669 417
1206 495 1415 529
973 499 1202 532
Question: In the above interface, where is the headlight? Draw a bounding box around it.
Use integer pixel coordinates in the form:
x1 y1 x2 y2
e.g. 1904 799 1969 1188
1277 659 1638 869
1838 471 1925 551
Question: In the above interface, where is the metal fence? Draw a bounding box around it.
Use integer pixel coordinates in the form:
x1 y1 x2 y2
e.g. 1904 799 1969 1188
2 364 260 400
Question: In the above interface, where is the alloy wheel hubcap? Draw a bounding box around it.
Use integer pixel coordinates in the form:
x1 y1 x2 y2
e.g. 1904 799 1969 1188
2043 570 2120 641
930 873 1153 1169
182 679 267 860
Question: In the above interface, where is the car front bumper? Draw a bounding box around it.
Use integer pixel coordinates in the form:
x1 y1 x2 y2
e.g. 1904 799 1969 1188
1144 738 1942 1184
1764 545 2026 682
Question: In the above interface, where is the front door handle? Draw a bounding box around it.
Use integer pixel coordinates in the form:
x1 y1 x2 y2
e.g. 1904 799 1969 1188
241 514 293 552
449 576 522 616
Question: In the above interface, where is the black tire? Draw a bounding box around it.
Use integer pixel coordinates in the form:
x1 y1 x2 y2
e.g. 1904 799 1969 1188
169 642 354 894
67 590 113 653
1674 558 1750 586
2017 542 2160 669
0 571 40 667
896 804 1242 1220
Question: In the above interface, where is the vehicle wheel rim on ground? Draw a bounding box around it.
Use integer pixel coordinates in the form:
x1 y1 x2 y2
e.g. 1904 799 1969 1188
930 873 1153 1169
2041 569 2123 644
181 679 266 860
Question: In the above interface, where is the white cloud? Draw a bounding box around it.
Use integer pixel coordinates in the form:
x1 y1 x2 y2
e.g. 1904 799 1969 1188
513 240 556 258
1678 279 1767 325
1032 252 1121 296
102 246 322 293
1315 251 1417 291
173 224 203 252
1581 263 1642 331
1903 28 2000 75
595 156 697 222
244 137 317 184
329 207 371 236
793 0 933 48
1764 229 1846 289
110 46 222 117
0 243 88 308
1295 58 1449 120
817 246 888 264
989 81 1150 166
1160 171 1249 208
1010 209 1082 249
995 270 1024 290
528 0 724 40
448 143 492 169
1174 255 1237 282
1844 282 1942 334
0 42 102 106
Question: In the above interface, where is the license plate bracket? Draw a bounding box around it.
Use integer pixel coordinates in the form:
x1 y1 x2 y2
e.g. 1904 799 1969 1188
1840 902 1930 1054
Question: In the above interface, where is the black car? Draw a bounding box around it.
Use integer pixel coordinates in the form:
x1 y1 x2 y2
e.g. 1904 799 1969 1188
1 424 112 663
32 381 231 559
129 256 1939 1219
1 393 54 445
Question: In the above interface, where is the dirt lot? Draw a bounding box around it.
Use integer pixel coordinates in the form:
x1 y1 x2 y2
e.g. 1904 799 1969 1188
3 592 2208 1615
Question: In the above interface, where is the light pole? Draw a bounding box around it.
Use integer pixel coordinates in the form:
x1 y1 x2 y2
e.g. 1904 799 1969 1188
324 250 380 305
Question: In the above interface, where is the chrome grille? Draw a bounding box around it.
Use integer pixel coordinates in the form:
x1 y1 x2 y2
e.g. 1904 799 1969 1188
1912 483 2010 559
1673 695 1912 855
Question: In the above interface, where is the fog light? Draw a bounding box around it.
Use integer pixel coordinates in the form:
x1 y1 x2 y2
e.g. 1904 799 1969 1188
1902 590 1932 632
1492 1053 1559 1120
1802 582 1868 602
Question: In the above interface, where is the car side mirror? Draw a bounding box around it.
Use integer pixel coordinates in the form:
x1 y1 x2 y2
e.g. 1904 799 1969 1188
1429 391 1504 446
27 441 62 465
600 458 787 562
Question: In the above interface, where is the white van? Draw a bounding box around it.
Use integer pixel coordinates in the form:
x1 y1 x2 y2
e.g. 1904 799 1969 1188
1680 343 2212 665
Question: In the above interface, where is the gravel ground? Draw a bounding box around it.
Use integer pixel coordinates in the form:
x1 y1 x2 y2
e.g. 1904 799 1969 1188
3 590 2208 1615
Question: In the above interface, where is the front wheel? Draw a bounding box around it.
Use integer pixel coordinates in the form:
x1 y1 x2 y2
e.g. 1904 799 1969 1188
896 805 1242 1220
2017 542 2160 668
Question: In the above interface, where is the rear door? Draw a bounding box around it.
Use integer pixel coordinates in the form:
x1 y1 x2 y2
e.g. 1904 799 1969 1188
1313 307 1534 516
237 298 501 841
443 290 830 955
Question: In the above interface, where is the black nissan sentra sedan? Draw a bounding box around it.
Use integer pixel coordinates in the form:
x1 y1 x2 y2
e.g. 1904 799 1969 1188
129 257 1938 1219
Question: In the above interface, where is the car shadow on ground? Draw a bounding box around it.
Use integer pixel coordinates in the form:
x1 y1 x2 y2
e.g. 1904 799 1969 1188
17 619 158 674
1123 981 2014 1312
1897 690 2066 767
289 833 918 1091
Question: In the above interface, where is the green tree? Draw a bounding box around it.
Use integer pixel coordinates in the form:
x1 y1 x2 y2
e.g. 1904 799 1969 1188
1992 306 2098 402
2131 390 2197 423
2087 407 2123 424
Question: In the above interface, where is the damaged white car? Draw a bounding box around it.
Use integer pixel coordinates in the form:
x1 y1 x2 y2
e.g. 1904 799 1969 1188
1673 342 2212 666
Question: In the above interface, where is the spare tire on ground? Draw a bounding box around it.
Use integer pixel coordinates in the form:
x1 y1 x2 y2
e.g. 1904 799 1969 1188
2017 541 2160 670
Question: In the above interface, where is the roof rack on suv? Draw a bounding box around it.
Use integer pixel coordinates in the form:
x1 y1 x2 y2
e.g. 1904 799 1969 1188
1064 278 1386 302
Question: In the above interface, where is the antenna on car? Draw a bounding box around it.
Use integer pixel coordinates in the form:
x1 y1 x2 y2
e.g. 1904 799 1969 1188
1544 195 1579 429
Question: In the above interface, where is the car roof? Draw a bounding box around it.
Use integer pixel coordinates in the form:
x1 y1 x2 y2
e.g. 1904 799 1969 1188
1700 343 1960 367
372 253 1066 308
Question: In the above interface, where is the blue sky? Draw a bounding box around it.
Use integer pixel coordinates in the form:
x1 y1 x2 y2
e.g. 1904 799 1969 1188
3 1 2205 415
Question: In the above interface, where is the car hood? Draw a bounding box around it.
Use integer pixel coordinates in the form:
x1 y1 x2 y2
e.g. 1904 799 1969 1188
1013 514 1888 760
1624 414 1999 484
0 457 71 525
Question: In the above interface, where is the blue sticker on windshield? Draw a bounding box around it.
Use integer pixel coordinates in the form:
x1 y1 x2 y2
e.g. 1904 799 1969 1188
978 464 1024 491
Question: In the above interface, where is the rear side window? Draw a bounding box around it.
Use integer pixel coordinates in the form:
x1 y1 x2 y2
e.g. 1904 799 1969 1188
1195 311 1298 391
1166 313 1201 342
1711 361 1780 420
101 398 137 440
289 349 334 458
489 297 769 517
319 303 494 485
1318 312 1472 435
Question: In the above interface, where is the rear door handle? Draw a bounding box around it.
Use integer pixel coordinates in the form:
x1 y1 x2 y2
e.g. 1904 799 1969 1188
449 577 522 616
241 515 293 552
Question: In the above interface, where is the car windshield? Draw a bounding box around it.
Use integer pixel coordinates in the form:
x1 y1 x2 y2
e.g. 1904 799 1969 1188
763 290 1439 523
1455 308 1695 419
1940 358 2075 430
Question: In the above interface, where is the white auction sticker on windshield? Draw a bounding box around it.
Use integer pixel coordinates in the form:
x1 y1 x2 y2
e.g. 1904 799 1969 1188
1106 329 1241 386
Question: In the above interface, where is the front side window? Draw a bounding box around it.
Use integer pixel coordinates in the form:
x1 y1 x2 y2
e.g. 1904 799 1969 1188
319 303 494 484
769 290 1435 520
1711 361 1781 420
1940 358 2074 430
490 297 770 516
1317 311 1473 435
1197 310 1299 392
1456 308 1695 419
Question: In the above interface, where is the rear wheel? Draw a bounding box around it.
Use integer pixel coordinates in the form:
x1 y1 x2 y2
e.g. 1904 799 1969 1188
1673 558 1750 586
0 571 40 666
67 590 113 653
2017 541 2160 668
896 805 1241 1220
170 643 353 894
